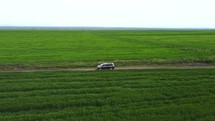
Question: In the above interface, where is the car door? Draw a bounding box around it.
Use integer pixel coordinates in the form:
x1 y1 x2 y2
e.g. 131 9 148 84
102 64 108 69
106 64 112 69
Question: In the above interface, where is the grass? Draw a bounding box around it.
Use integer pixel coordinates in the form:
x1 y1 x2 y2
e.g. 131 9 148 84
0 30 215 70
0 69 215 121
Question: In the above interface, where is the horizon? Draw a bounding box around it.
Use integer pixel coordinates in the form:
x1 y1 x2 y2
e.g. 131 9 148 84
1 26 215 30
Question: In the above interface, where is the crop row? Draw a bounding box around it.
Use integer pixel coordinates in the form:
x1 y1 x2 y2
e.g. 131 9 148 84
0 69 215 121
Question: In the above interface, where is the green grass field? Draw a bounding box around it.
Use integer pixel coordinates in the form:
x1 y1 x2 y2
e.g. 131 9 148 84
1 30 215 121
0 30 215 70
0 69 215 121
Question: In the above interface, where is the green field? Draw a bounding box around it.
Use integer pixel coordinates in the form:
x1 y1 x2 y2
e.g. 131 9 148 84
0 69 215 121
0 30 215 70
1 30 215 120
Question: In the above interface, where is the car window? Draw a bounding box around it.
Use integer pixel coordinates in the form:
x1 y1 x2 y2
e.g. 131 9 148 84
101 63 113 67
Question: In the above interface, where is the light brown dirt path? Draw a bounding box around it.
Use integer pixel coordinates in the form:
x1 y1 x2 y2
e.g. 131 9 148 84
1 65 215 72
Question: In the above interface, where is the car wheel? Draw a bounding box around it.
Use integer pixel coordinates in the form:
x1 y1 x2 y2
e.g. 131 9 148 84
110 68 113 70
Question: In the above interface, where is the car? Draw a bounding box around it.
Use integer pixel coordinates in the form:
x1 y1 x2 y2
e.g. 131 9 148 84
97 63 115 70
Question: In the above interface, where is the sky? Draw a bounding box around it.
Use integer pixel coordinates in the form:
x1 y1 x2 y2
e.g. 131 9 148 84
0 0 215 28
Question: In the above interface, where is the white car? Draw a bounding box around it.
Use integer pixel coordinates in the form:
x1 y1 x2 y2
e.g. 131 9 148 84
97 63 115 70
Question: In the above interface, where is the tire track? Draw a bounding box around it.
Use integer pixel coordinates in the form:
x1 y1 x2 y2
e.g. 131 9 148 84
1 65 215 72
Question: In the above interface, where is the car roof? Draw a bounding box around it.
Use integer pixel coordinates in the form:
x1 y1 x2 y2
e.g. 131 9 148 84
101 63 114 65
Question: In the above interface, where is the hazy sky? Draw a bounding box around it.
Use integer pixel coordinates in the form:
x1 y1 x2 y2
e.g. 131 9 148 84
0 0 215 28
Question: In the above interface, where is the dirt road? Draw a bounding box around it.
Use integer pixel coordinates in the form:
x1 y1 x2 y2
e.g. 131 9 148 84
1 65 215 72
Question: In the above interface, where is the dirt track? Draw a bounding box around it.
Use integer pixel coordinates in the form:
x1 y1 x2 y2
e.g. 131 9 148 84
1 65 215 72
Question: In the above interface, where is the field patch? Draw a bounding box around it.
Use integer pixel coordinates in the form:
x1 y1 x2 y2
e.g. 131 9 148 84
0 69 215 121
0 30 215 70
